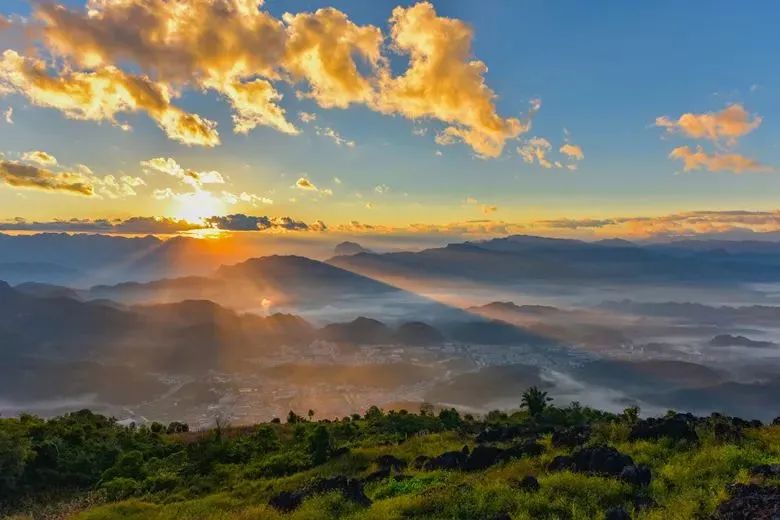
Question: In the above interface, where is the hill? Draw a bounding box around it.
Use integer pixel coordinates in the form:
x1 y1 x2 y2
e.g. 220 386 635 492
1 399 779 520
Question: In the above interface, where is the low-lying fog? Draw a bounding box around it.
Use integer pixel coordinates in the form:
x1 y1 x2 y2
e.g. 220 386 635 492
3 233 780 427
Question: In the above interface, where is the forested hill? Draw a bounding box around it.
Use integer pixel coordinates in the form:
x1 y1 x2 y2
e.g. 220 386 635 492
2 393 779 519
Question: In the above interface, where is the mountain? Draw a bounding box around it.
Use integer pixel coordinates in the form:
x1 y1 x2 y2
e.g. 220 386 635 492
600 300 780 326
334 241 372 256
0 233 232 285
395 321 445 345
328 234 780 286
319 317 394 344
87 255 400 309
709 334 776 348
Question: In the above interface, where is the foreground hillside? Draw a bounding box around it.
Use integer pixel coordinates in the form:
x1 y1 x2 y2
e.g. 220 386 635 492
2 394 780 519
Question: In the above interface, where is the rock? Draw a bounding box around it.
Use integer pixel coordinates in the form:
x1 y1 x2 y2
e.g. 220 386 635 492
516 475 540 492
569 445 634 477
506 440 544 458
620 464 652 487
308 476 371 507
464 445 505 471
268 476 370 512
476 425 537 443
364 467 391 482
548 455 573 472
712 483 780 519
633 495 657 511
749 464 780 478
413 455 430 469
268 490 304 512
629 415 699 443
604 506 631 520
424 446 470 471
552 425 591 448
375 454 407 471
713 422 743 442
331 446 350 457
490 514 512 520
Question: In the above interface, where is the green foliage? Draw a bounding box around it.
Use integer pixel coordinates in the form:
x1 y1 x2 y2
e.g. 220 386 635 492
307 425 332 465
3 395 780 520
520 386 552 417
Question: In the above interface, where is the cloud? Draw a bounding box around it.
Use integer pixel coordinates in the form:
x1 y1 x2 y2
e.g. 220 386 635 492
481 205 498 214
220 191 274 206
141 157 225 188
377 3 525 158
3 106 12 124
517 137 554 168
282 7 383 108
0 50 220 146
204 214 311 231
0 216 201 234
0 160 93 195
22 150 58 166
12 0 522 156
537 210 780 240
0 213 325 234
560 143 584 161
299 111 317 123
374 184 390 194
295 177 318 191
315 126 355 147
655 104 762 145
93 173 146 199
669 146 773 174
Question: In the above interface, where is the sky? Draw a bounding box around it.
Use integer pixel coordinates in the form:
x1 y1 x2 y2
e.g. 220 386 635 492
0 0 779 241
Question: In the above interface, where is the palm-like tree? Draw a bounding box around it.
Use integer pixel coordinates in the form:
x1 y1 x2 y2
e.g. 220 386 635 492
520 386 552 417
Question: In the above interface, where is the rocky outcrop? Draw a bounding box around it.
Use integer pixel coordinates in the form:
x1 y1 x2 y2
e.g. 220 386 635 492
269 476 370 512
548 445 649 486
629 414 699 442
712 484 780 519
551 425 591 448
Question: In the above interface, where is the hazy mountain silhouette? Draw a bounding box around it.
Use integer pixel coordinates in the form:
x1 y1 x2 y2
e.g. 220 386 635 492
328 234 780 285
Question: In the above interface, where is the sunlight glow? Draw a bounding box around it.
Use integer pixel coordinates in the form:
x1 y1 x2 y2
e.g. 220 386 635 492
170 190 225 223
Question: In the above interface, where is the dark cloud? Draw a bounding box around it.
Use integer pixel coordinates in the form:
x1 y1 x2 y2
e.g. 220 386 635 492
204 214 315 231
0 217 201 234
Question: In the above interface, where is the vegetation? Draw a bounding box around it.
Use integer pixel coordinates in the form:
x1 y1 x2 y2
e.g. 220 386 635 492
1 395 779 519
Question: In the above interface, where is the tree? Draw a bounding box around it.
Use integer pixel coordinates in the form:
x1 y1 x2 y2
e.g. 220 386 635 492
307 425 332 465
520 386 552 417
438 408 462 429
622 405 640 424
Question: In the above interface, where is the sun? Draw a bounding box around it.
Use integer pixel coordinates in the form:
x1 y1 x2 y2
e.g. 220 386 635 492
170 190 225 223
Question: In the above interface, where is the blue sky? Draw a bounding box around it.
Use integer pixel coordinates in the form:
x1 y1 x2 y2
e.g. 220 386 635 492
0 1 778 238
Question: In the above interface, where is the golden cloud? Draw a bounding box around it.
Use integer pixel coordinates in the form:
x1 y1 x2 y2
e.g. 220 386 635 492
295 177 318 191
656 104 762 145
378 2 524 158
559 143 584 161
141 157 226 188
0 50 220 146
283 7 383 108
669 146 773 174
0 160 93 195
13 1 522 155
22 150 58 166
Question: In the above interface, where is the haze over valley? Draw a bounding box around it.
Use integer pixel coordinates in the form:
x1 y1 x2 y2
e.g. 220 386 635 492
3 232 780 428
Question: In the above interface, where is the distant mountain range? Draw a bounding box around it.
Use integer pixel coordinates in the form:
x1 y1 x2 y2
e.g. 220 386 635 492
3 232 780 287
328 234 780 285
